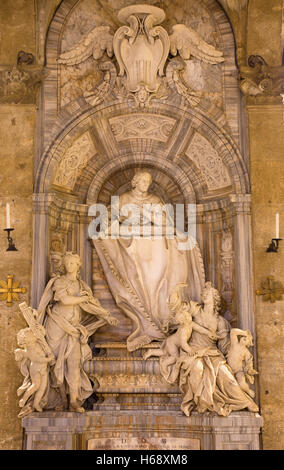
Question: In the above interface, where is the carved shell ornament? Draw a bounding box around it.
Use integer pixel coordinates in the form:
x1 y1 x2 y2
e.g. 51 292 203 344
58 4 224 104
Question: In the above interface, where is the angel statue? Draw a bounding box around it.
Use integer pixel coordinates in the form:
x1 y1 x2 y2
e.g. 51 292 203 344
143 283 219 384
16 252 118 415
15 303 55 418
227 328 258 398
58 5 224 104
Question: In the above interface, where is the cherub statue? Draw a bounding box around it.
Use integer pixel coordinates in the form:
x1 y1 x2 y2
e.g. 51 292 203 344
143 284 193 361
15 303 55 418
226 328 258 398
143 283 217 382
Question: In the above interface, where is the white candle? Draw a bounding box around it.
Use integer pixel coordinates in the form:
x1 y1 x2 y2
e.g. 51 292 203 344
276 213 280 239
6 203 11 229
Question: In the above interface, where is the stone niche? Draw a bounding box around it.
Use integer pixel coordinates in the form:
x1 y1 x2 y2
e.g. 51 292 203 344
25 0 262 450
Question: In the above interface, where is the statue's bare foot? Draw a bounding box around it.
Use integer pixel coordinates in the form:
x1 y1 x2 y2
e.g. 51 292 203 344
143 350 152 360
248 402 259 413
34 404 43 412
69 402 85 413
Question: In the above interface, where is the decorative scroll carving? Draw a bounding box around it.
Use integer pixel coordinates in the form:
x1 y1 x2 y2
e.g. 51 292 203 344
109 114 176 143
0 66 43 104
83 62 116 107
58 4 225 108
53 132 95 190
17 51 35 66
166 60 201 107
186 133 231 190
93 373 168 390
240 55 284 97
113 5 170 94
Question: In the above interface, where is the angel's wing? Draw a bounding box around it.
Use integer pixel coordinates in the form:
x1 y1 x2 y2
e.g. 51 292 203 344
59 25 114 66
169 24 225 64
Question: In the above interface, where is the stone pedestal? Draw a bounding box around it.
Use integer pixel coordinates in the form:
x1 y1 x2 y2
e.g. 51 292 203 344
22 342 263 450
85 342 181 411
22 411 263 450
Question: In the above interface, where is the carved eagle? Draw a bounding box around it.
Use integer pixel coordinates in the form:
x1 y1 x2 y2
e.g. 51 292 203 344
58 25 114 65
169 24 225 64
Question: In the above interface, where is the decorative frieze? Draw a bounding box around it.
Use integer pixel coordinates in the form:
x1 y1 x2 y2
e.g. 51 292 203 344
109 114 176 143
186 132 231 191
53 131 96 191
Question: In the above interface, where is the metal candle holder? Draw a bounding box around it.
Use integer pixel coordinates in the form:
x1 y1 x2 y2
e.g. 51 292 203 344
266 238 282 253
4 228 18 251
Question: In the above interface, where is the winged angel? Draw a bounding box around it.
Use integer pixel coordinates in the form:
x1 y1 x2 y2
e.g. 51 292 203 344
58 6 224 104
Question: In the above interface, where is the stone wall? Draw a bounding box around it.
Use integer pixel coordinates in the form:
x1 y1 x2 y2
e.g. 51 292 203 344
246 0 284 450
0 2 36 451
0 0 283 450
248 102 284 450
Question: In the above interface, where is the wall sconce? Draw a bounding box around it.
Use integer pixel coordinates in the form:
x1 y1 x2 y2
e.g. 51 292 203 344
266 213 282 252
4 203 18 251
266 238 282 253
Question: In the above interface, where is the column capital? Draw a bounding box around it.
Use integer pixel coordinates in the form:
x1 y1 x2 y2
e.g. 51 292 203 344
230 194 251 214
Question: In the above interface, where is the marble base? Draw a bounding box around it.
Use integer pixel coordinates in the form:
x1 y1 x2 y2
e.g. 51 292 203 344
22 410 263 450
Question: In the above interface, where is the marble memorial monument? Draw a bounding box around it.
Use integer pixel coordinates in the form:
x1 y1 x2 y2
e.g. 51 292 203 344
16 1 263 450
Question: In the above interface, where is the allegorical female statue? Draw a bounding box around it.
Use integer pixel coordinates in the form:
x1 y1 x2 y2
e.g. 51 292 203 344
145 282 259 417
93 170 205 351
15 252 117 416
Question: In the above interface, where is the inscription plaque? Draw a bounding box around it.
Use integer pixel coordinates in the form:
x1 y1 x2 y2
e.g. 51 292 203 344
87 437 200 450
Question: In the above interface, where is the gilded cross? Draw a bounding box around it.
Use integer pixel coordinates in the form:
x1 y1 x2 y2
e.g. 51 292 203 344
0 275 26 307
256 275 284 303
